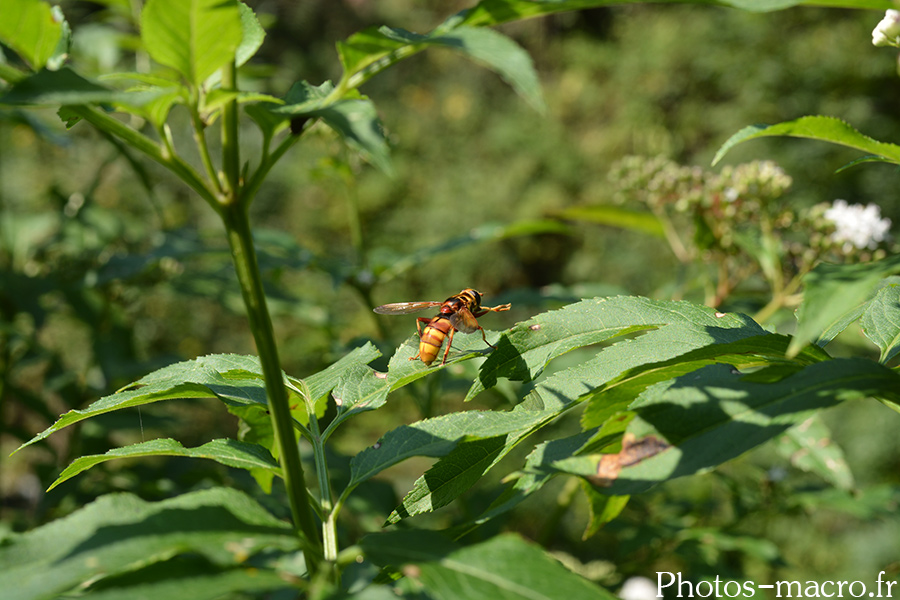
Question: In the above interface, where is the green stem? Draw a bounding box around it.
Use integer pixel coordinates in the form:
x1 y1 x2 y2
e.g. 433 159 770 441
189 100 224 197
221 62 241 194
221 202 323 573
307 410 338 561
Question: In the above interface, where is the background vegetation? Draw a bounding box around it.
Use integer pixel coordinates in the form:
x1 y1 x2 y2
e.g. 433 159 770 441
3 0 899 594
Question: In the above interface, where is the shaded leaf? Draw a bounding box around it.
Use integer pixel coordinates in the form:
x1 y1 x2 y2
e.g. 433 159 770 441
791 256 900 356
275 94 393 175
361 531 616 600
580 333 828 430
386 436 510 524
0 67 162 106
554 359 900 495
860 283 900 364
775 416 855 490
0 488 299 600
461 432 596 529
581 483 629 539
457 0 894 27
75 560 291 600
48 438 281 491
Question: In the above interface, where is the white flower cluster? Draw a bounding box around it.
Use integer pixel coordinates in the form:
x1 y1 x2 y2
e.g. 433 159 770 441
824 199 892 252
873 10 900 47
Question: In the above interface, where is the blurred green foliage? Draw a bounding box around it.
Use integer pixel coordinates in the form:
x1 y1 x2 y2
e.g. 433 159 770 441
2 0 899 592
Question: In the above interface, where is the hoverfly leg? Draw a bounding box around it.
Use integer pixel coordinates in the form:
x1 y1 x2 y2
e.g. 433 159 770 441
440 327 456 365
415 317 430 338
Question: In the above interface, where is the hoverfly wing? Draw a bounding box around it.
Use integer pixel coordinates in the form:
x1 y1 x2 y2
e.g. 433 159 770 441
449 306 481 333
373 301 442 315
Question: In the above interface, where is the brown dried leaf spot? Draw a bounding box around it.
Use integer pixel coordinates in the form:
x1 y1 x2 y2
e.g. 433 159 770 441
590 432 671 487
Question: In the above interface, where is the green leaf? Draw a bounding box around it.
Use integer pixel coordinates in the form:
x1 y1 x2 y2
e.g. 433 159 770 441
361 531 616 600
791 256 900 356
554 359 900 495
48 438 281 491
141 0 243 86
274 93 393 175
0 0 64 71
0 488 299 600
580 333 827 430
860 283 900 364
467 296 766 401
235 1 264 67
386 436 510 524
558 205 666 238
337 24 544 112
0 67 162 106
459 0 895 27
581 484 629 538
15 354 270 453
71 559 291 600
461 432 596 528
775 416 855 490
428 26 544 113
347 401 562 491
712 116 900 167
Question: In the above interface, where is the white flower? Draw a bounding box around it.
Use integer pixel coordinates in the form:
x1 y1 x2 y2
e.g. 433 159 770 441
620 577 661 600
824 199 892 252
873 10 900 47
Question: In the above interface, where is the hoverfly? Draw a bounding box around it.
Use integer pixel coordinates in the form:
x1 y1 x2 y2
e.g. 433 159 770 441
373 288 511 366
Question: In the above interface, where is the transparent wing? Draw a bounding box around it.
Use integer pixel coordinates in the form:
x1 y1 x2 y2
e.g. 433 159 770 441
449 307 481 333
373 301 442 315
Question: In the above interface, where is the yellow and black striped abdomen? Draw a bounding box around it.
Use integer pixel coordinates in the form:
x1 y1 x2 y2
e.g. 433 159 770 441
416 315 454 365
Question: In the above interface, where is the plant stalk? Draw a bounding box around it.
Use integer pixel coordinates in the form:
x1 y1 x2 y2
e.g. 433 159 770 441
221 202 323 573
222 62 241 195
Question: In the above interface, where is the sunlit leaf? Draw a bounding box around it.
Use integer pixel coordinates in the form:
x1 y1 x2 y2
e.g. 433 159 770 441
14 354 271 453
467 296 766 401
347 408 551 490
273 86 393 175
48 438 281 491
0 0 64 71
236 1 264 67
337 24 544 112
141 0 243 86
713 116 900 167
